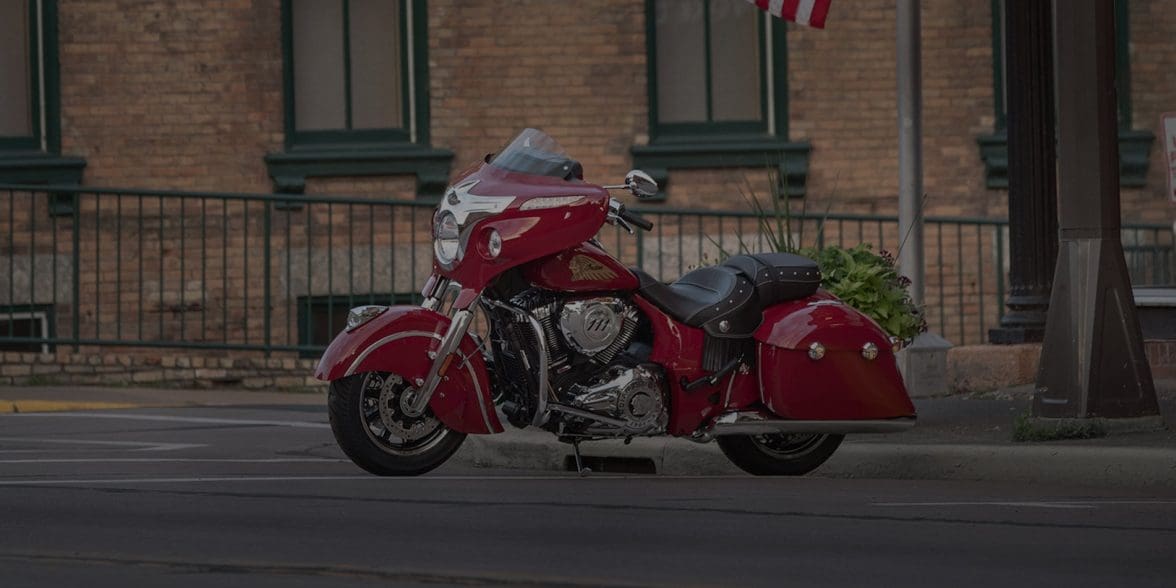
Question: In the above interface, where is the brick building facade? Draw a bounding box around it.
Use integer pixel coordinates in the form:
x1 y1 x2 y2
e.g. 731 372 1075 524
2 0 1176 382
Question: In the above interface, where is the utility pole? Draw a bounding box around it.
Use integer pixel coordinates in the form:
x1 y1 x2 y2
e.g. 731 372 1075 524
895 0 951 398
1034 0 1160 422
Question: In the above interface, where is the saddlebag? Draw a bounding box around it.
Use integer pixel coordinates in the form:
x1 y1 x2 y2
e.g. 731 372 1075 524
753 296 915 421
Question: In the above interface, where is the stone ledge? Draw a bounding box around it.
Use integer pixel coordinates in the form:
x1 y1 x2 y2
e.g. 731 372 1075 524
949 340 1176 394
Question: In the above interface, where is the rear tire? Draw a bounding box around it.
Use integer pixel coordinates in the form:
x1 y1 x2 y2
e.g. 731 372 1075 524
328 372 466 476
716 433 843 476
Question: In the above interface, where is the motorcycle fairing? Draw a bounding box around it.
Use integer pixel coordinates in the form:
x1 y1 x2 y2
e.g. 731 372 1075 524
754 297 915 420
314 306 503 435
434 164 611 292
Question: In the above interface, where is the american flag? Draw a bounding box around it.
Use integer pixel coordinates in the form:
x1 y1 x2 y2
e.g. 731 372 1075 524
743 0 831 28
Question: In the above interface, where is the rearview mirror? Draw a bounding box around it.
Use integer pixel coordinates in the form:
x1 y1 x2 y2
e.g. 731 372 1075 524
625 170 659 198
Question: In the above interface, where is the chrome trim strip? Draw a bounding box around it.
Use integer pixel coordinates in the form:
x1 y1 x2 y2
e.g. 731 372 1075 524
344 330 494 433
709 413 917 436
548 403 629 429
345 331 438 377
405 309 474 416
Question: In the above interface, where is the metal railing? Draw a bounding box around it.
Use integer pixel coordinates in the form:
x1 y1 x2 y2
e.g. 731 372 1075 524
1 184 1173 354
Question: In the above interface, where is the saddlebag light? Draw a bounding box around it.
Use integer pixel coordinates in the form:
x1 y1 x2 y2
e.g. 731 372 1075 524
861 342 879 361
808 342 825 361
346 305 388 332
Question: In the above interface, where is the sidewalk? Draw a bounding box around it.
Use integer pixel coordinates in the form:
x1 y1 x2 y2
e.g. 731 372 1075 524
1 381 1173 489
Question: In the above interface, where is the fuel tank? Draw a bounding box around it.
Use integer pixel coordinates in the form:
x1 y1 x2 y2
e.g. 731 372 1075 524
522 242 639 292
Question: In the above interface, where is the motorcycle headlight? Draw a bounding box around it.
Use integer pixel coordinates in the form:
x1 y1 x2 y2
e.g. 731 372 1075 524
433 210 461 265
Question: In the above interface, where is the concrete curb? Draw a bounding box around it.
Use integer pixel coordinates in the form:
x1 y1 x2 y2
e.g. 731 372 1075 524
451 430 1176 489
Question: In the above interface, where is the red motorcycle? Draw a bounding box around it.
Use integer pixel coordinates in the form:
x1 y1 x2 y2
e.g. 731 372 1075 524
315 129 915 476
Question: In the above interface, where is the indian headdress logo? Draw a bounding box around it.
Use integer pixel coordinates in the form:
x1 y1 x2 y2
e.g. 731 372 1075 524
568 255 618 282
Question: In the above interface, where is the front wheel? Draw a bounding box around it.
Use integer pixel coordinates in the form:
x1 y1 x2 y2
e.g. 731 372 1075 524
716 433 843 476
328 372 466 476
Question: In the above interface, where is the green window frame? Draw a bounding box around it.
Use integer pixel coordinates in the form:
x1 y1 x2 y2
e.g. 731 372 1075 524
978 0 1153 188
0 0 85 185
266 0 452 199
0 304 55 354
633 0 810 200
296 293 419 358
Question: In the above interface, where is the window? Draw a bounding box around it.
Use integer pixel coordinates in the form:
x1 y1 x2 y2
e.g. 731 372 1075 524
979 0 1152 188
0 305 54 354
267 0 453 198
0 0 85 185
296 293 419 357
633 0 810 200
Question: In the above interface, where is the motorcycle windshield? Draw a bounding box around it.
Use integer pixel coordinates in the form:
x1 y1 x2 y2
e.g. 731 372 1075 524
489 128 581 179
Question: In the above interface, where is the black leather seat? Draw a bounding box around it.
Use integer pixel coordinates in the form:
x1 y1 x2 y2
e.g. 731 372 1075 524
632 253 821 339
632 266 761 337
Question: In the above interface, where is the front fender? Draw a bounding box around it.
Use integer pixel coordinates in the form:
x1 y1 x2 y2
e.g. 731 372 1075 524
315 306 503 434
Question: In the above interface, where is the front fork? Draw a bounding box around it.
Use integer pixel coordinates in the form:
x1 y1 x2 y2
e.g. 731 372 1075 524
403 276 476 417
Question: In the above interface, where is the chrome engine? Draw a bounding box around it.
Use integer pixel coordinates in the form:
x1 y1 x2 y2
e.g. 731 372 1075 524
562 364 667 436
502 291 667 437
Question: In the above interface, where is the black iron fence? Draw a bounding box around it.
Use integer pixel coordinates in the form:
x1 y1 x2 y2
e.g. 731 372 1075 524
1 184 1172 354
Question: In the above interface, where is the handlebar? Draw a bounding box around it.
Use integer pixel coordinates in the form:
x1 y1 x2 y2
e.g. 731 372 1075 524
619 207 654 231
608 199 654 233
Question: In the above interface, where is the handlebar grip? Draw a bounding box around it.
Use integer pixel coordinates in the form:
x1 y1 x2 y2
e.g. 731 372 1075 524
621 208 654 231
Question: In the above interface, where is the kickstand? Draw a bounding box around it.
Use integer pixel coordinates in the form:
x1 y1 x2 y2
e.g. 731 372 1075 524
571 439 592 477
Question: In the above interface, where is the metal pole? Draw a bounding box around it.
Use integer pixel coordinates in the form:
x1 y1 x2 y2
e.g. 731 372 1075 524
1035 0 1159 420
989 0 1057 344
897 0 924 305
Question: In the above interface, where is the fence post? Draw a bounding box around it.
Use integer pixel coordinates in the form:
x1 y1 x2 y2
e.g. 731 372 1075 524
71 192 80 352
264 203 273 356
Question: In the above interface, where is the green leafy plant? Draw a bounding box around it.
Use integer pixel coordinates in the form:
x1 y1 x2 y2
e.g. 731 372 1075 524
806 244 926 341
707 168 927 341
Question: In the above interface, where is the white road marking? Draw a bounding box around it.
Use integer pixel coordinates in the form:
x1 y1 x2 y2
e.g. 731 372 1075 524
874 500 1176 509
0 458 344 464
0 474 621 486
3 412 330 429
0 437 205 452
0 475 378 486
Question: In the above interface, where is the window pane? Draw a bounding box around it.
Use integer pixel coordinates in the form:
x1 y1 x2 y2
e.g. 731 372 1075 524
0 0 32 137
349 0 403 130
655 0 707 123
709 1 761 122
293 0 346 131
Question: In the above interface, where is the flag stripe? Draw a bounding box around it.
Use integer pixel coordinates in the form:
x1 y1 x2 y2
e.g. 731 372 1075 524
795 0 816 26
744 0 831 29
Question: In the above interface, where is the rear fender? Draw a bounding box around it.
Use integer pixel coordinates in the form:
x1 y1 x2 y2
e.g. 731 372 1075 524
314 306 503 434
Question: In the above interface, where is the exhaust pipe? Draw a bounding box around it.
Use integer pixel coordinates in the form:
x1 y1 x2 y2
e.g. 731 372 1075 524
707 411 916 436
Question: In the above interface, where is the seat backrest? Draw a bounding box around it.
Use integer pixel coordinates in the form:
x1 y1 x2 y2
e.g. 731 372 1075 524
722 253 821 306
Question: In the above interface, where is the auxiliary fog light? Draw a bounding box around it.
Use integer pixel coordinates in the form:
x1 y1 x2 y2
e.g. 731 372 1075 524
486 229 503 258
346 305 388 331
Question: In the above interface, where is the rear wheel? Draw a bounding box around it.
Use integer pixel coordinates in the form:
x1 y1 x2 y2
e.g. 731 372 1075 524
716 433 843 476
328 372 466 476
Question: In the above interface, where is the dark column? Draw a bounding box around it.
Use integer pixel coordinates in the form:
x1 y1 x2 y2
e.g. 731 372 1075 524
1034 0 1159 419
989 0 1057 344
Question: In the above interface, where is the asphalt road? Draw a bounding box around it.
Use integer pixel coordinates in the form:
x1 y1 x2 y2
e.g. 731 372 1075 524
1 405 1174 587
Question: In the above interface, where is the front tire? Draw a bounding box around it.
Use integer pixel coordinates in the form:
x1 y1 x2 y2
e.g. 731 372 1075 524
328 372 466 476
716 433 843 476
